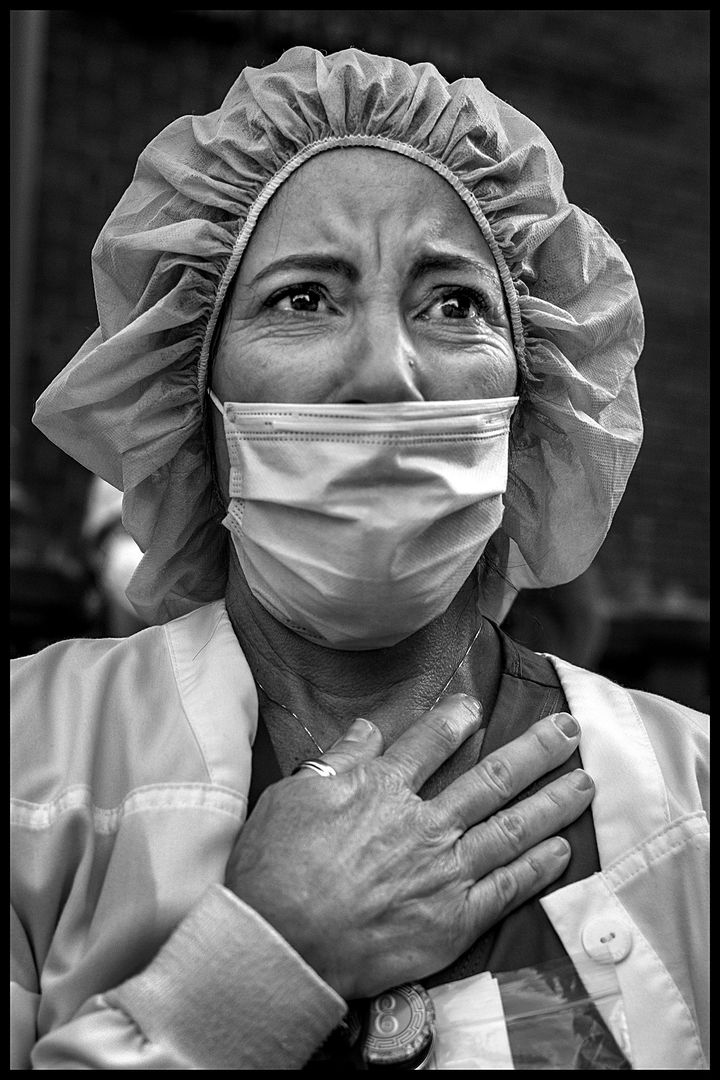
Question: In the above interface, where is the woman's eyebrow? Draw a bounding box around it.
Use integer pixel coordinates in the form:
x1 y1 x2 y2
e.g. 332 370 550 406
248 250 504 299
409 253 502 291
249 253 359 285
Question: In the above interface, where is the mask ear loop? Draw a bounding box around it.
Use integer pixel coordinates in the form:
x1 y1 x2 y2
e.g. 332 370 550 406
203 245 241 519
204 381 230 518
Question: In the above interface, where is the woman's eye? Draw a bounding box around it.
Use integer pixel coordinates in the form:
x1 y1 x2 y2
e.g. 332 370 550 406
421 288 488 321
266 284 326 313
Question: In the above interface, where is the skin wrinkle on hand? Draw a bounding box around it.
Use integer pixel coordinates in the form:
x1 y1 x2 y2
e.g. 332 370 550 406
227 707 590 1000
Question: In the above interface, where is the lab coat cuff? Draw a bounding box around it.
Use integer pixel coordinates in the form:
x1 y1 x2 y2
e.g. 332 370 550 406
113 882 348 1069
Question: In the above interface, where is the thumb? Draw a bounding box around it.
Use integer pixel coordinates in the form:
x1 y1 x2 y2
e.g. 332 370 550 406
299 718 384 776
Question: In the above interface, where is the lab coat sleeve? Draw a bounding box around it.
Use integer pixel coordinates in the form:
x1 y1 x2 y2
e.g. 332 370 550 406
14 885 347 1070
11 905 40 1069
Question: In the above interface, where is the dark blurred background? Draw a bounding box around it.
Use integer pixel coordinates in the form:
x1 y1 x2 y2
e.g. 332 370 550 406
10 10 709 710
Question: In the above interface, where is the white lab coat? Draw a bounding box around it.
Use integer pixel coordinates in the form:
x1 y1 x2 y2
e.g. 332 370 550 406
10 601 708 1069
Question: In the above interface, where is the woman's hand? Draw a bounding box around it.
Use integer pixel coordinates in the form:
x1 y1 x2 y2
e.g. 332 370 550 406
225 694 593 1000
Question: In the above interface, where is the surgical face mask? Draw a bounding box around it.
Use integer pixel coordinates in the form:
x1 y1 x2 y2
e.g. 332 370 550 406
209 392 518 650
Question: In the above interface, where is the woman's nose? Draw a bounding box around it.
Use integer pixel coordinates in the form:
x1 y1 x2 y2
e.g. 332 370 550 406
338 313 424 403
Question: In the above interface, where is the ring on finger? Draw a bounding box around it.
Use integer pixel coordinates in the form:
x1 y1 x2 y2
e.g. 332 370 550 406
291 759 338 778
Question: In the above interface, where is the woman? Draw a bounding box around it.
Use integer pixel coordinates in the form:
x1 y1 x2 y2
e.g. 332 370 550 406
11 47 708 1069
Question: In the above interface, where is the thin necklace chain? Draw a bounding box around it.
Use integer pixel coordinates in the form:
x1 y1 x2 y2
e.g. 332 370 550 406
254 624 484 755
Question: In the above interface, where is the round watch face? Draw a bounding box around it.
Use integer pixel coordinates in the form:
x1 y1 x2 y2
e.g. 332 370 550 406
362 983 435 1068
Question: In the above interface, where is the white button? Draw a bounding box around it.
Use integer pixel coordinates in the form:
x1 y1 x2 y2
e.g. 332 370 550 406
581 916 633 963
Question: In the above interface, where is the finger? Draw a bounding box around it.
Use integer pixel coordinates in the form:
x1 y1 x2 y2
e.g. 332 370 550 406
435 711 582 828
469 835 573 926
294 718 384 777
377 693 484 791
458 768 594 876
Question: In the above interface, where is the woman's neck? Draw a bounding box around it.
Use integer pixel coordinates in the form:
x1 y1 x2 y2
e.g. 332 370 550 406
223 547 487 748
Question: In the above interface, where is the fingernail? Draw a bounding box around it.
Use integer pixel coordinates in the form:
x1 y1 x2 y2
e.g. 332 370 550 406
551 837 570 858
456 694 483 720
571 769 594 790
553 712 580 738
344 717 375 742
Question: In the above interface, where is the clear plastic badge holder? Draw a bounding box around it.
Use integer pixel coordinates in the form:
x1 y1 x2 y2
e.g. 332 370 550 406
427 954 632 1070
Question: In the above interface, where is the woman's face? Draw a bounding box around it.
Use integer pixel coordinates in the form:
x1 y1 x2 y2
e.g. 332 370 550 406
212 148 517 407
